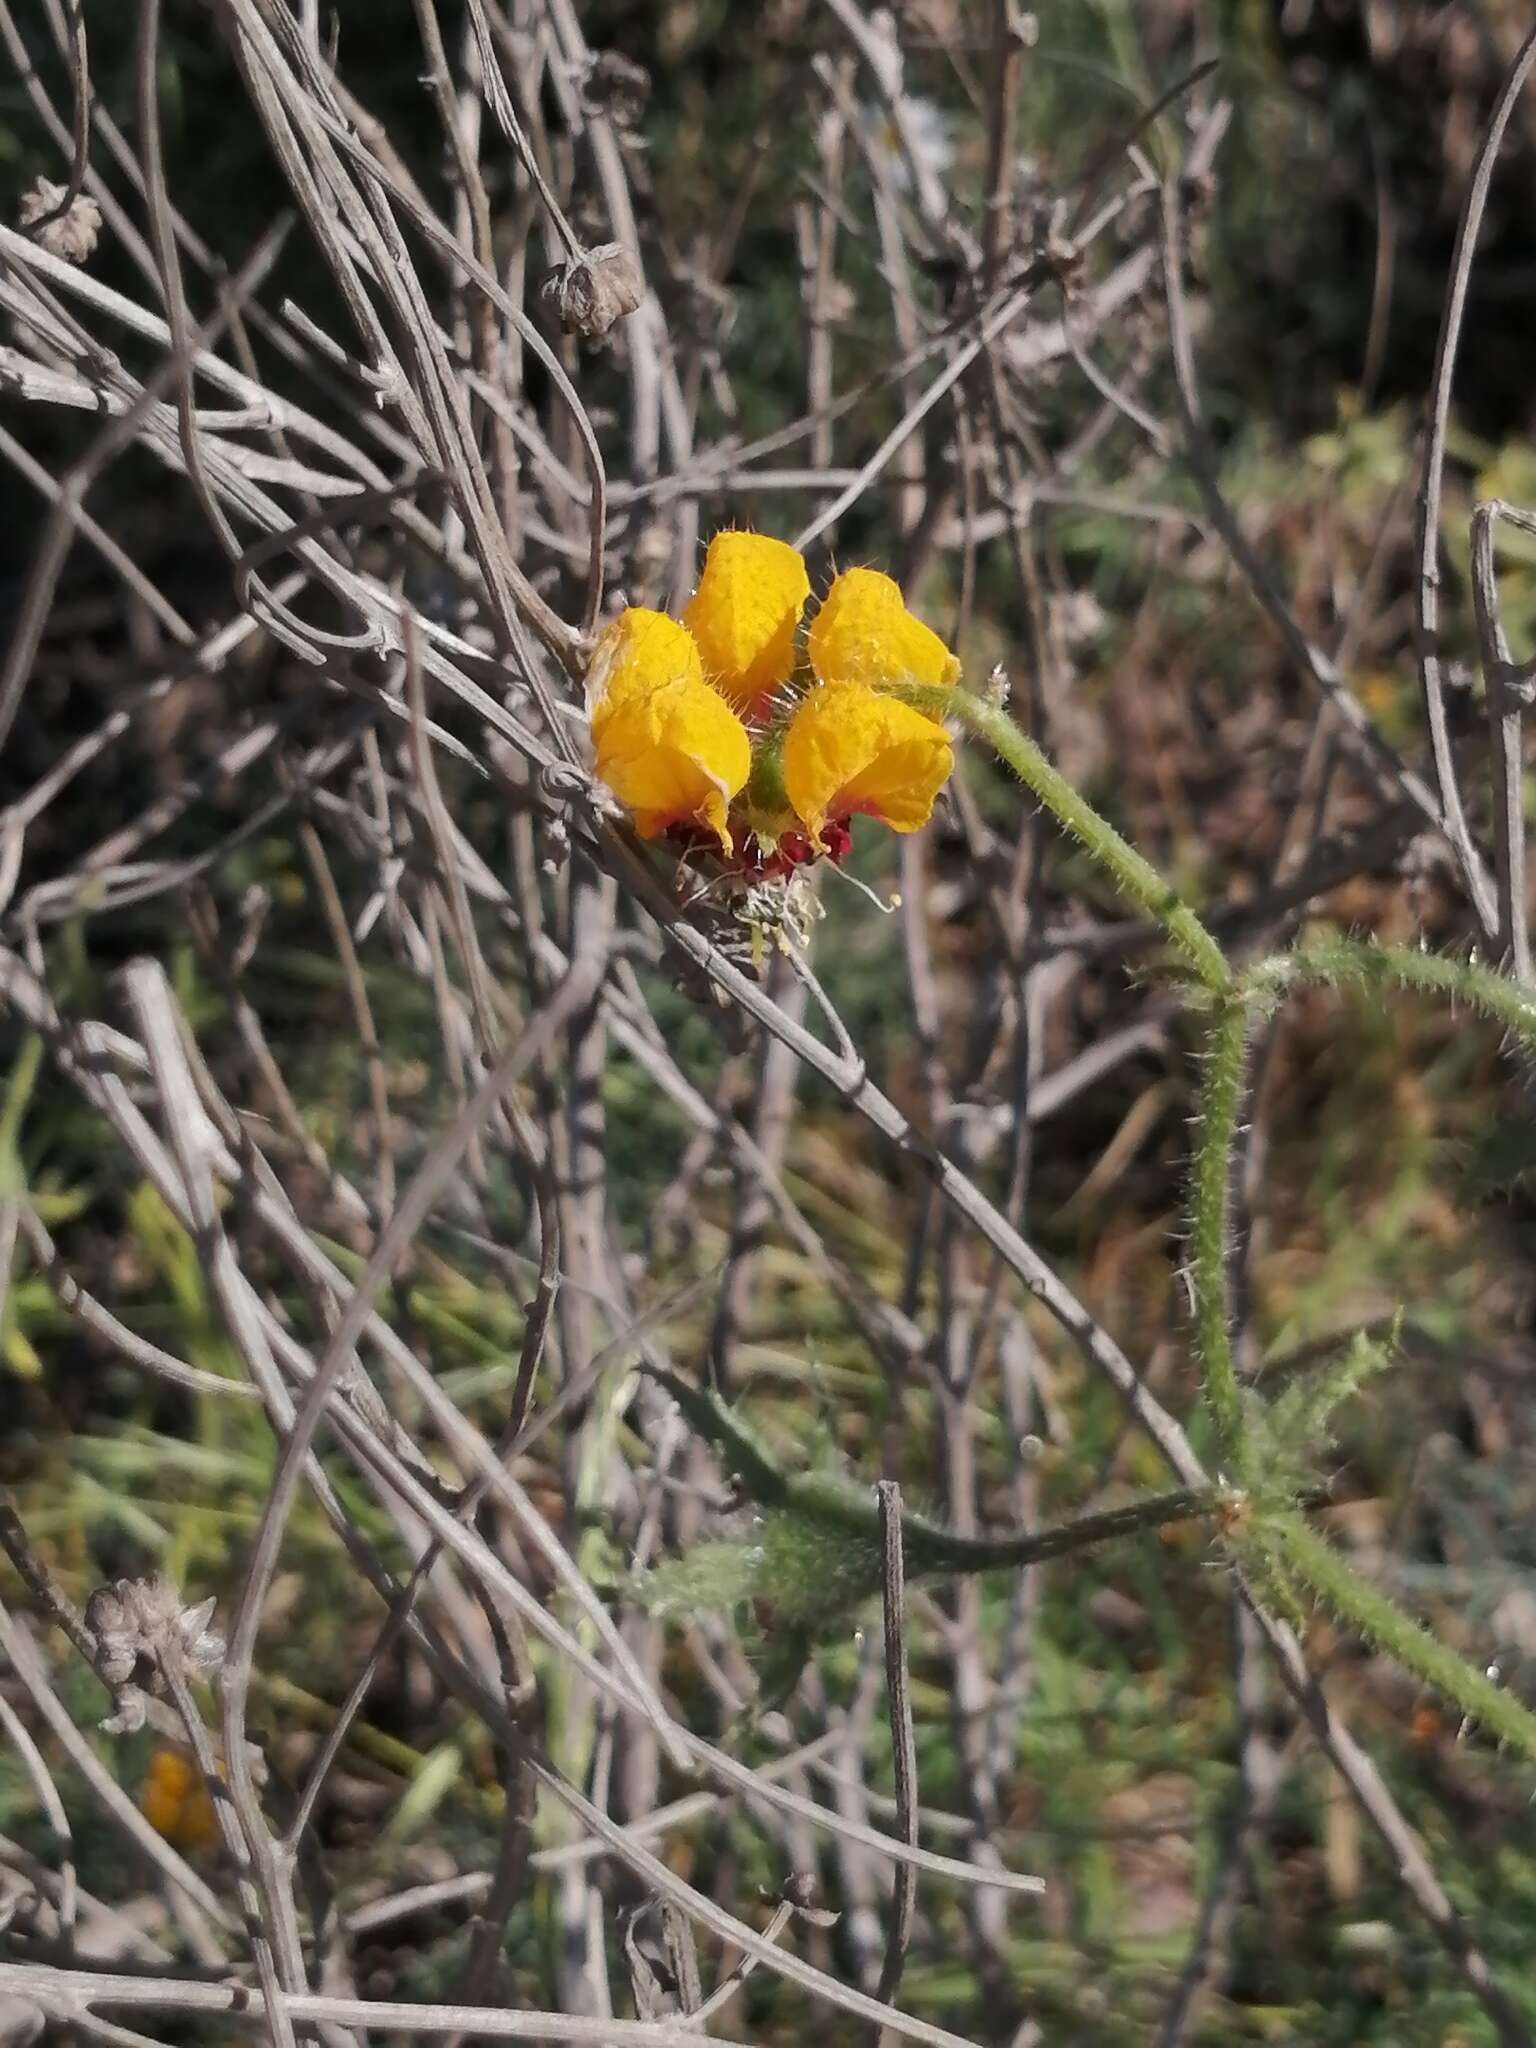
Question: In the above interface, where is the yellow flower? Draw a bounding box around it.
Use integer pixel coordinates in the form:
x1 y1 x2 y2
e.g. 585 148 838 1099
592 671 751 854
586 541 958 867
683 530 811 717
140 1744 220 1854
587 601 752 852
586 606 703 711
783 680 954 846
807 566 960 696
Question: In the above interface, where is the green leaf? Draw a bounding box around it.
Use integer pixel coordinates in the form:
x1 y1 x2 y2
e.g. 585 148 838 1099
387 1744 464 1842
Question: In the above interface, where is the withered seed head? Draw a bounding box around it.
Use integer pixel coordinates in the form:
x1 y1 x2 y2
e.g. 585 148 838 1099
19 178 102 265
541 242 644 340
84 1574 225 1733
582 50 650 131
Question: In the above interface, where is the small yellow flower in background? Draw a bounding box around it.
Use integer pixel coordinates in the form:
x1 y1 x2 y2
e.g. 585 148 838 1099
140 1743 220 1854
684 530 810 718
585 532 960 887
807 566 960 697
784 681 954 847
591 673 751 854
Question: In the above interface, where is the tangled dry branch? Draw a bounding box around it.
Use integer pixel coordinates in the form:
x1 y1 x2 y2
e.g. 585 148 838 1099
4 6 1536 2046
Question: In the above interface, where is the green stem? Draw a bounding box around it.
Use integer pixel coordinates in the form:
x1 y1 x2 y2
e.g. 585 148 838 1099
916 680 1249 1449
1250 937 1536 1053
905 684 1232 994
646 1364 1223 1580
1258 1510 1536 1762
900 1484 1219 1577
0 1032 43 1187
1189 995 1256 1475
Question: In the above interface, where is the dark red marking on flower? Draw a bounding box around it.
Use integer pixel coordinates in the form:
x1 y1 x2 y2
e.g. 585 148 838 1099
665 816 854 879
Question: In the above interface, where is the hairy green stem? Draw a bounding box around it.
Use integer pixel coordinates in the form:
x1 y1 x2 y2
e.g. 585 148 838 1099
1257 1511 1536 1761
1189 995 1256 1475
646 1365 1224 1579
1250 937 1536 1053
902 1483 1220 1577
904 684 1232 994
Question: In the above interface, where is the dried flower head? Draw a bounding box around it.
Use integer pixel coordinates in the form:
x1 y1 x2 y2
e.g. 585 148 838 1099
19 178 102 265
85 1574 224 1733
582 49 651 131
541 241 644 339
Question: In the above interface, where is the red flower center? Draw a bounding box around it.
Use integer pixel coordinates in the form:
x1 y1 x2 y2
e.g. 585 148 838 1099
666 817 855 878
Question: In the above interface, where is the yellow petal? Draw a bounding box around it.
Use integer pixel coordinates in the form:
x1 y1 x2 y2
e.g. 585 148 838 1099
806 566 960 696
593 673 751 853
783 680 954 843
587 607 703 716
683 530 811 717
140 1745 220 1853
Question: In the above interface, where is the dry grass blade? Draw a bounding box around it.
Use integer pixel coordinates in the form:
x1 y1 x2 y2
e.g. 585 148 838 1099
874 1481 919 2013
